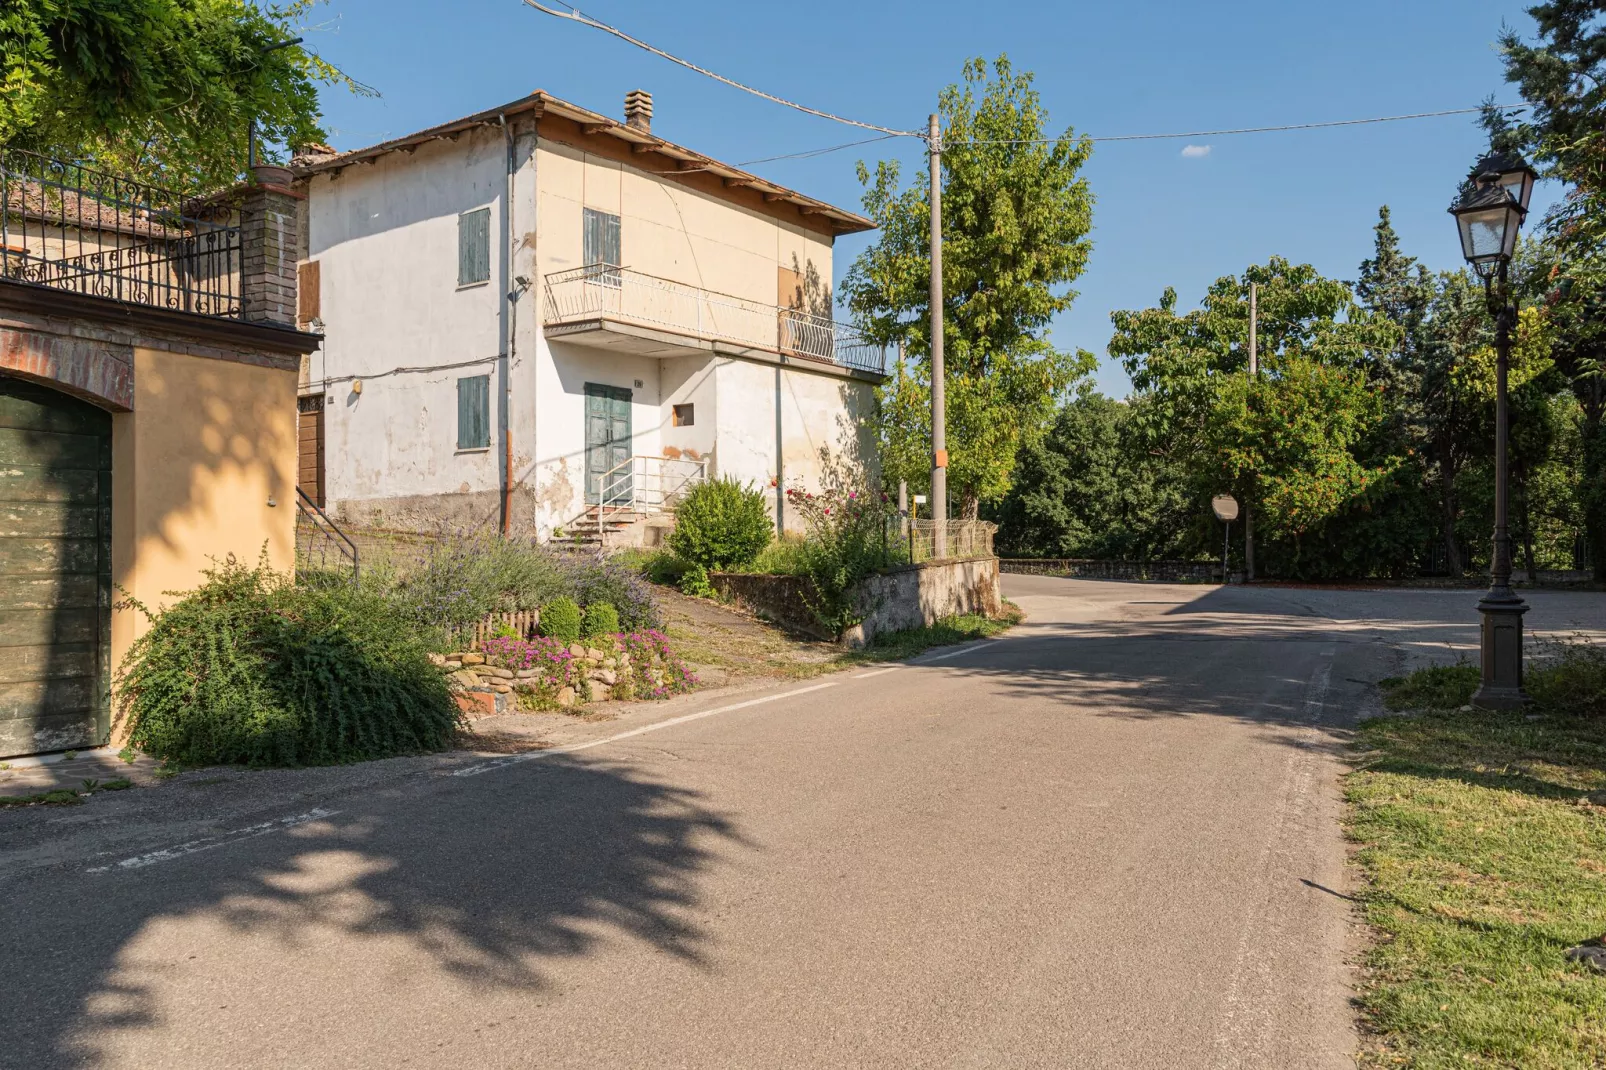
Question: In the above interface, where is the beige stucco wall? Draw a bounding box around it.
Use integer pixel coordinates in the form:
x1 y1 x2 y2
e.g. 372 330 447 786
536 139 834 311
111 347 298 671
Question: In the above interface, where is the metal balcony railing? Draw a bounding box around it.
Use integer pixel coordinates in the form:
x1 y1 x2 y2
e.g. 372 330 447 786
544 264 886 374
0 147 241 318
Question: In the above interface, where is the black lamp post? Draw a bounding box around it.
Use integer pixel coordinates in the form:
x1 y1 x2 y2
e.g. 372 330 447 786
1448 150 1538 709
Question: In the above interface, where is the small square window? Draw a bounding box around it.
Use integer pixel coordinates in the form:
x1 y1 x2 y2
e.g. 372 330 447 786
457 375 490 449
672 403 695 427
458 207 491 287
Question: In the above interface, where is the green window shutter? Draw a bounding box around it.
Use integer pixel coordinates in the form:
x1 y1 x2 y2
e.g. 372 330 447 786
458 207 491 286
457 375 490 449
583 208 621 284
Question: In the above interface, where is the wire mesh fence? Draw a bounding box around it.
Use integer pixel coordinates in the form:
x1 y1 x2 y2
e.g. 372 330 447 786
889 519 996 565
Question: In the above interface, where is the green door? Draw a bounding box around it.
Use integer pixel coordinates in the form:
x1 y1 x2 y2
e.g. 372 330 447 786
584 383 632 505
0 377 112 758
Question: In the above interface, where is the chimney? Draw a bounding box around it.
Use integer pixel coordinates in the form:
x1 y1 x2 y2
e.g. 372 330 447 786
624 90 653 133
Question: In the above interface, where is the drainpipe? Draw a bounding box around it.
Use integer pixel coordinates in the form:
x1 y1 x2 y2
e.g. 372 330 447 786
499 113 516 535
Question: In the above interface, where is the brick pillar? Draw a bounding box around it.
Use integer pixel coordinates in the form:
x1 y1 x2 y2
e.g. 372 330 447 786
239 178 302 327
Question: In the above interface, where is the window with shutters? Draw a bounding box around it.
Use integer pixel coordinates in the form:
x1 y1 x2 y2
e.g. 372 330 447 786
457 375 490 450
583 207 621 286
458 207 491 287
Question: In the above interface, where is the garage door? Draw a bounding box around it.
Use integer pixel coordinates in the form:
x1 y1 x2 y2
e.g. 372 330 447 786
0 377 112 758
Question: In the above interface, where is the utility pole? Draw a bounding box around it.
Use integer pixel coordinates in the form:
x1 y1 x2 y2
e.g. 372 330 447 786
928 112 948 559
1245 281 1257 583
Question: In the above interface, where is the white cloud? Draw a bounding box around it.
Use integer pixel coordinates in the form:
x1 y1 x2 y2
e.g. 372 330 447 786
1180 144 1211 158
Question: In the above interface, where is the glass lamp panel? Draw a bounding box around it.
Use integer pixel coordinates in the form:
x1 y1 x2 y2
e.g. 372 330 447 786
1457 205 1510 262
1495 169 1535 211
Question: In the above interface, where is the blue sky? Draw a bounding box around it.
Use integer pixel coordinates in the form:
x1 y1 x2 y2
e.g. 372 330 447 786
301 0 1550 396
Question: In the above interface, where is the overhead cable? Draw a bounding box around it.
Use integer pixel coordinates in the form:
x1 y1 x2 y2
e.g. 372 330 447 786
519 1 920 137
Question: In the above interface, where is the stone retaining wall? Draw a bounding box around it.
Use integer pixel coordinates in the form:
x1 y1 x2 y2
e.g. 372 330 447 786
711 556 1004 648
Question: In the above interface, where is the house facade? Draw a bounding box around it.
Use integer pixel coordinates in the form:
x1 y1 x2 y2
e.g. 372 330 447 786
0 150 318 757
292 89 884 541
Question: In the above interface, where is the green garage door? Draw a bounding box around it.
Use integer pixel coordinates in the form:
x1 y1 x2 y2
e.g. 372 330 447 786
0 377 112 758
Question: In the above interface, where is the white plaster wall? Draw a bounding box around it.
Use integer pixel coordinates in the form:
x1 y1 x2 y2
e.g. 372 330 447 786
303 128 514 513
713 358 877 535
529 337 664 534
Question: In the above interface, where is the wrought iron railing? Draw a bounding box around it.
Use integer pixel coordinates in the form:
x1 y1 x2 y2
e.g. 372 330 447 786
0 147 241 318
545 264 887 374
295 487 359 581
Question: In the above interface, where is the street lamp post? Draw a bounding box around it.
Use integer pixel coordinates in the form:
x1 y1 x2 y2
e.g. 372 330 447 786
1449 151 1538 710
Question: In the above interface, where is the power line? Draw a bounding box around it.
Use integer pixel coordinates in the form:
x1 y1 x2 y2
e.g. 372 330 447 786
945 105 1531 147
519 1 919 137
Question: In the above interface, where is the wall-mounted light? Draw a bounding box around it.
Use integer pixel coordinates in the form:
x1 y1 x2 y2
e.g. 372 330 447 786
267 495 278 507
351 380 363 395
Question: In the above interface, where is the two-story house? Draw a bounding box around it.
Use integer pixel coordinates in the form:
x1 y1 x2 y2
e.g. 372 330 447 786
291 89 885 542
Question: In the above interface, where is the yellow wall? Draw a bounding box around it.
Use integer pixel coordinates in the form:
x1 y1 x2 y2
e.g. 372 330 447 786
110 348 298 673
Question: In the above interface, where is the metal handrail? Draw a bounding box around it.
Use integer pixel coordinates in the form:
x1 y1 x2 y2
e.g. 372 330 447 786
544 264 887 374
295 487 359 580
591 454 709 543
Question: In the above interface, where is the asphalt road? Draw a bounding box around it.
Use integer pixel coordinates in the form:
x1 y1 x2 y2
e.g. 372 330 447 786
6 577 1602 1068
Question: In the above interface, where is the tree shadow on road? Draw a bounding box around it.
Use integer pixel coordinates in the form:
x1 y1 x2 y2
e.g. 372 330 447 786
3 755 746 1068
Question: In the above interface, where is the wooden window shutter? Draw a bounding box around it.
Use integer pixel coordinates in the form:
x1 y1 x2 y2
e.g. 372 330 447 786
457 375 490 449
458 208 491 286
298 260 321 323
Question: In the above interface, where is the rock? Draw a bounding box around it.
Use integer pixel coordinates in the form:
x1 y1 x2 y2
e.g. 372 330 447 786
427 652 448 667
555 686 577 708
485 667 515 680
450 670 480 687
460 653 486 666
515 669 538 680
492 683 513 694
1458 704 1473 712
454 691 497 719
590 669 618 687
568 643 586 658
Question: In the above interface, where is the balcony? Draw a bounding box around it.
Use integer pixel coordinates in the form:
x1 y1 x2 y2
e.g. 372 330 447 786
1 148 241 319
542 265 887 375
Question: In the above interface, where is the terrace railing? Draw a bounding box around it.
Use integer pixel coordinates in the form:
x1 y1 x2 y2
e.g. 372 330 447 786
545 264 887 374
0 147 241 318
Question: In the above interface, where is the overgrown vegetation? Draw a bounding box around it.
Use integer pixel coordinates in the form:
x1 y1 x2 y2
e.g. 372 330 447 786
119 557 462 767
668 478 774 570
1348 642 1606 1066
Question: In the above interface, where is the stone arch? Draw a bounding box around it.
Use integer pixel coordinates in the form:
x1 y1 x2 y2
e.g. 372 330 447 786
0 325 134 411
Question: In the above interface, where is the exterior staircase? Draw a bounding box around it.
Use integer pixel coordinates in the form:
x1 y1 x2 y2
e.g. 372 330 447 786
551 455 707 551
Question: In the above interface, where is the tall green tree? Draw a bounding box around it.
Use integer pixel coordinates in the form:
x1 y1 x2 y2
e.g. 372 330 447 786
843 55 1095 517
1498 3 1606 577
992 390 1191 560
1 0 366 191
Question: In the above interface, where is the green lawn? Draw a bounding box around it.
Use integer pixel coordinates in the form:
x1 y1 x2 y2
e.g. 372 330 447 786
1347 671 1606 1067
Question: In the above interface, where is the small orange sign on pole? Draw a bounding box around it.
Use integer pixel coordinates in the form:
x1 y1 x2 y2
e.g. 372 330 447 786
934 449 948 468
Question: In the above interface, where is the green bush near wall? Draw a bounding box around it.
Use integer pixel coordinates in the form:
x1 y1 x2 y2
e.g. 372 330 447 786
118 557 462 767
668 478 773 570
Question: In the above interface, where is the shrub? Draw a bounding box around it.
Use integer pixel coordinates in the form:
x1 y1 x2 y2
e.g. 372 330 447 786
559 552 661 631
390 530 570 633
538 596 582 643
668 478 773 570
744 537 810 576
581 601 620 638
627 548 690 587
678 562 715 598
118 557 462 767
786 483 896 633
619 630 699 698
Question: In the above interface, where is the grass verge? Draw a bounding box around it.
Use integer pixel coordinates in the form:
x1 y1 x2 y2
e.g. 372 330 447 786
1347 673 1606 1067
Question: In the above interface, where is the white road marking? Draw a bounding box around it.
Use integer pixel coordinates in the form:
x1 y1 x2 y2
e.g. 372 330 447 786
452 680 842 777
912 639 1000 664
86 808 339 874
852 666 903 680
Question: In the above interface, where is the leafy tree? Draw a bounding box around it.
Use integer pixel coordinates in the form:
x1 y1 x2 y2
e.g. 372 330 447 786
992 391 1191 560
1 0 366 191
1497 5 1606 577
843 55 1095 517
